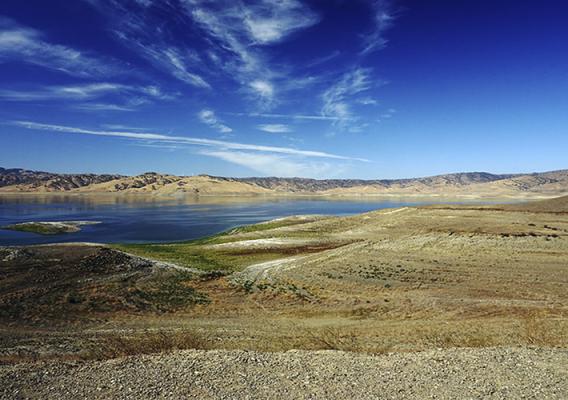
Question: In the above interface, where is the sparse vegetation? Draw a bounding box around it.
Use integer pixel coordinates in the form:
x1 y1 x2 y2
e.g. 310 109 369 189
113 242 293 272
227 217 324 234
112 217 337 273
4 222 66 235
1 198 568 365
2 221 100 235
83 330 210 360
0 246 210 323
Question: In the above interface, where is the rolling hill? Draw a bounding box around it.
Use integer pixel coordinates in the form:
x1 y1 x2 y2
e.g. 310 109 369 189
0 167 121 191
0 167 567 198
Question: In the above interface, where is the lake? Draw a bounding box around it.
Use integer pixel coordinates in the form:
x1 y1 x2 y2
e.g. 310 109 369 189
0 194 500 246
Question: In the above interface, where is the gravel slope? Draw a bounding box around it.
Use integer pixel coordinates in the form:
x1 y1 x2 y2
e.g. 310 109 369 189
2 347 567 399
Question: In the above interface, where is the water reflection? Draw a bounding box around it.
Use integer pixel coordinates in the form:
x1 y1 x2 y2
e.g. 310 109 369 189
0 193 510 207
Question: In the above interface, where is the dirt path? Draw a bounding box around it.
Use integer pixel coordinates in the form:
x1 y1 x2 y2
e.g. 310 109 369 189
2 347 567 399
233 255 306 282
380 206 410 215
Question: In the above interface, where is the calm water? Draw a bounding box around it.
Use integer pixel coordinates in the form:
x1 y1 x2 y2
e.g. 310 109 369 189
0 195 494 246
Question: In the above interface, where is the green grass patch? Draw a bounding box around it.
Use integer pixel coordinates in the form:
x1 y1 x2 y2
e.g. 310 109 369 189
113 242 291 273
112 216 333 273
228 219 305 234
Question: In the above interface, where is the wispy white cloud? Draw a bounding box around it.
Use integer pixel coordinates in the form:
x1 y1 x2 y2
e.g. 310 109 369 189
138 85 177 100
121 38 211 89
307 1 394 133
257 124 291 133
84 0 394 121
0 83 174 113
184 0 318 105
360 0 396 55
133 142 184 152
187 0 317 61
305 50 342 69
14 1 397 142
0 83 124 101
10 121 367 161
0 17 123 78
162 48 210 88
133 0 153 7
101 124 150 131
378 108 396 121
189 5 259 74
73 103 137 112
249 80 274 107
321 68 374 125
198 109 232 134
86 1 210 89
358 97 378 105
231 112 342 121
242 0 320 44
200 150 334 178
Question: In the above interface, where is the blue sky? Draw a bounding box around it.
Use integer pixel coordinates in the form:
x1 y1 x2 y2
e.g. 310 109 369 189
1 0 567 178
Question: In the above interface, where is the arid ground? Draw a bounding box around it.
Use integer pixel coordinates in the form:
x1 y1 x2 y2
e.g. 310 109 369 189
1 196 567 398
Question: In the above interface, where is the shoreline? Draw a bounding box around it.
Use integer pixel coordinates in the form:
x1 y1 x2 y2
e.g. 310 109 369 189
0 190 561 201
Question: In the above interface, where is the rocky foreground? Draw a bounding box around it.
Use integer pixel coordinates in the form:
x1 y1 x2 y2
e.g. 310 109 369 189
1 347 567 399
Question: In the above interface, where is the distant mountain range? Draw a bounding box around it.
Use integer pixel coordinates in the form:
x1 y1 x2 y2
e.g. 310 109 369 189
1 167 567 198
0 168 122 191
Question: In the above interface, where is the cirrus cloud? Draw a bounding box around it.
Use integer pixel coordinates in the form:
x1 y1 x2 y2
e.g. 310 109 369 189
198 109 233 134
10 120 367 161
257 124 291 133
0 17 124 78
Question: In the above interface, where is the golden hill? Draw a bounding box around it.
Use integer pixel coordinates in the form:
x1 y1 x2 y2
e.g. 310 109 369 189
0 167 567 198
74 173 272 195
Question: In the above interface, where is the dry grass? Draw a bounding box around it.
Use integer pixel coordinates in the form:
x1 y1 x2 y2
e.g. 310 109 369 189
262 317 568 353
1 314 566 364
2 201 568 362
83 330 210 360
275 327 380 354
519 312 567 347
